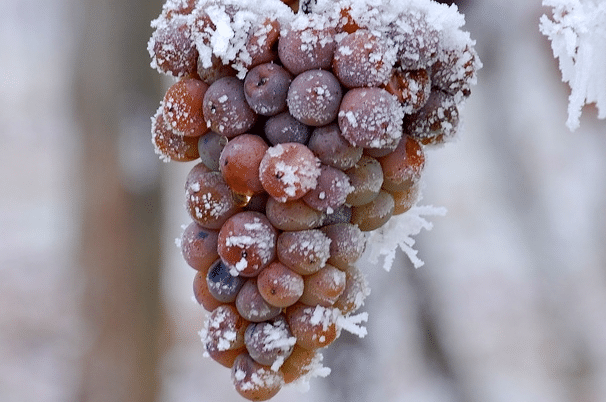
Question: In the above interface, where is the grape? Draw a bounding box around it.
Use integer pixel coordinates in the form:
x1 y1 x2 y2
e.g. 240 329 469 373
280 344 319 384
193 270 223 312
377 135 425 193
197 131 227 171
244 63 292 116
264 112 311 146
403 90 459 145
203 304 248 355
320 223 366 270
344 155 383 206
265 197 324 231
162 78 209 137
245 18 281 68
383 68 431 114
236 279 282 323
338 87 404 149
257 261 304 308
148 14 198 77
259 143 321 203
207 259 246 303
390 180 421 215
321 204 352 226
197 53 237 85
333 265 369 314
286 304 339 350
278 14 336 75
287 69 343 127
244 315 295 367
302 165 353 213
389 10 440 70
332 29 395 88
351 189 395 231
276 229 331 275
184 161 211 191
300 264 346 307
432 45 478 99
232 353 284 401
180 222 219 272
306 123 362 170
203 76 257 138
217 211 277 277
219 134 269 196
185 170 241 230
152 106 200 162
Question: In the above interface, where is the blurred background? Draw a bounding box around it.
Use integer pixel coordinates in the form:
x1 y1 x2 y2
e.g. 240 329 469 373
1 0 605 401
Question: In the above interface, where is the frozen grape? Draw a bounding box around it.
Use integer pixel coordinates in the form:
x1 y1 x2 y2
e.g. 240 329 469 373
299 264 346 307
280 344 320 384
333 265 369 315
244 315 295 367
162 78 209 137
193 269 223 312
278 14 336 75
287 69 343 127
236 279 282 323
231 353 284 401
198 131 228 171
302 165 353 213
245 18 281 68
432 45 479 100
377 135 425 192
350 189 395 231
332 29 395 88
244 63 292 116
259 143 321 203
203 304 248 357
185 171 241 230
344 155 383 206
338 87 404 149
219 134 269 196
306 123 362 170
257 261 304 308
197 53 237 85
264 112 312 146
206 259 246 303
286 304 339 350
404 90 459 145
321 223 366 270
149 15 198 77
276 229 331 275
152 106 200 162
217 211 277 277
203 76 257 138
322 204 352 226
180 222 219 272
390 10 440 70
390 180 421 215
265 197 324 231
383 68 431 114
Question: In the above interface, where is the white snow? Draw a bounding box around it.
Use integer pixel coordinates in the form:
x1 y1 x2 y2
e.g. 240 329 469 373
540 0 606 130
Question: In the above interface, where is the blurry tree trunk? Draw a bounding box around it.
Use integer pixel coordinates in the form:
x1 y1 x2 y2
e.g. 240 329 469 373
74 0 163 401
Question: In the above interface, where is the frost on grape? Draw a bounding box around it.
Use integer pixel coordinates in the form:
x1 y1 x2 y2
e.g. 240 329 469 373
540 0 606 130
360 204 447 270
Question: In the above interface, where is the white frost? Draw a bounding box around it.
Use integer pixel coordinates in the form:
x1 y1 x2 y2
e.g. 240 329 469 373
540 0 606 130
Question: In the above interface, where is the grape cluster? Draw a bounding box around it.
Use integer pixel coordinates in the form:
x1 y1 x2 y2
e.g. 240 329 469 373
149 0 479 399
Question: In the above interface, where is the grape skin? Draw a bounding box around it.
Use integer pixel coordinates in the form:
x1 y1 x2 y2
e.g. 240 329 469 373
257 261 305 308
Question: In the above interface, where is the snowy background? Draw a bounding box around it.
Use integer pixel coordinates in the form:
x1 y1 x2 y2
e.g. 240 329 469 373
1 0 606 401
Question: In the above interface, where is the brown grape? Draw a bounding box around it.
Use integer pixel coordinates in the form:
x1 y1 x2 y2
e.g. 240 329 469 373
244 63 292 116
265 197 324 231
306 123 362 170
219 134 269 196
236 279 282 323
404 90 459 145
217 211 277 277
286 304 339 350
276 229 331 275
259 143 321 203
302 165 353 213
231 353 284 401
185 171 241 230
344 155 383 206
377 135 425 193
287 69 343 127
351 189 395 231
180 222 219 271
162 78 209 137
299 264 347 307
257 262 305 308
280 344 319 384
321 223 366 270
244 315 295 367
203 76 257 138
333 265 369 315
152 106 200 162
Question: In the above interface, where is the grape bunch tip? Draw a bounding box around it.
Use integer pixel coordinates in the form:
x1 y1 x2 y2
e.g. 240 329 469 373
148 0 480 399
